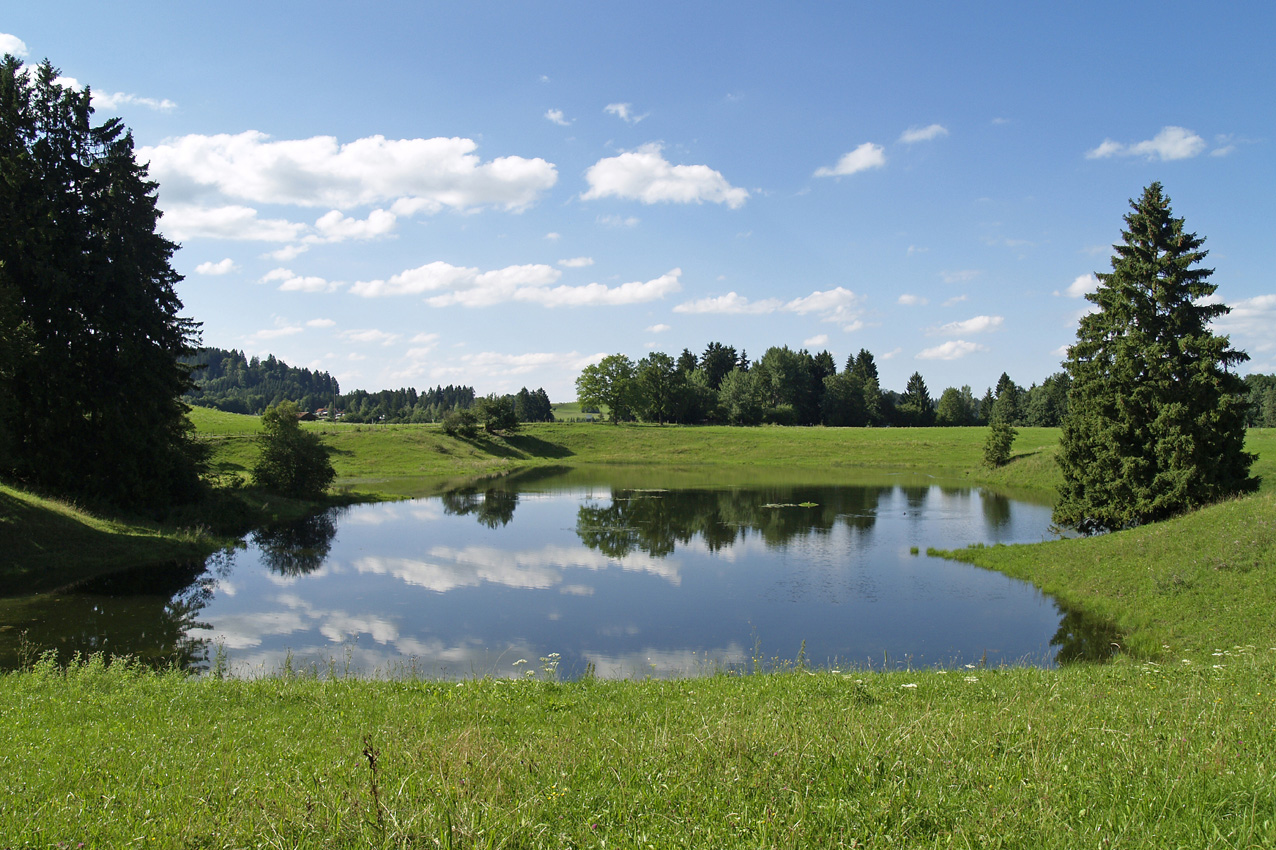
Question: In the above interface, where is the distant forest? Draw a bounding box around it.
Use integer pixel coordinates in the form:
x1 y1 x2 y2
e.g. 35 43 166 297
181 348 553 424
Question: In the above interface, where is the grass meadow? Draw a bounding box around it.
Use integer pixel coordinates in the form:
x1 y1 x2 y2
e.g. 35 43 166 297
2 413 1275 847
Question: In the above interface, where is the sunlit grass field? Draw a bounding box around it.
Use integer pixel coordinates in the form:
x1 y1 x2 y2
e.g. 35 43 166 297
3 415 1275 846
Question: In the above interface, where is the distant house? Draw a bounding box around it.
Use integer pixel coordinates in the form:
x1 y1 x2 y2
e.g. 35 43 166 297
298 411 318 422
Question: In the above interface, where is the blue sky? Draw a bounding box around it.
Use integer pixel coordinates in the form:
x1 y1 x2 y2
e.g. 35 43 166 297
5 2 1275 401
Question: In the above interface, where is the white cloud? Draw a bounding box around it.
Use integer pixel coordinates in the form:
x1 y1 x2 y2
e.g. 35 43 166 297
604 103 647 124
583 143 748 208
0 33 28 56
341 328 401 346
675 286 863 328
312 208 396 242
898 294 928 306
1211 293 1276 348
306 318 336 328
352 261 681 308
412 332 440 344
261 267 337 293
159 203 308 243
545 108 570 126
940 269 980 284
674 292 782 315
880 347 902 360
933 315 1003 335
917 340 987 360
140 131 557 213
251 324 304 341
93 91 177 112
814 142 886 177
558 257 595 268
545 232 561 240
194 258 238 275
350 261 501 298
899 124 948 144
1058 273 1100 298
647 323 671 333
1085 126 1207 161
943 294 968 307
804 334 829 347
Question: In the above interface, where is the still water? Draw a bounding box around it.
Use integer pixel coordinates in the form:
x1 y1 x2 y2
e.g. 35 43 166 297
5 471 1115 677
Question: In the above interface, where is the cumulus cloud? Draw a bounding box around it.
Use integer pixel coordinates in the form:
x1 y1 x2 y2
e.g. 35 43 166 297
93 91 177 112
674 292 782 315
0 33 28 56
545 108 570 126
341 328 401 346
262 267 337 293
1058 273 1100 298
932 315 1003 335
158 204 307 242
604 103 647 124
675 286 863 329
814 143 886 177
647 323 671 333
351 261 681 308
139 131 558 213
1211 293 1276 350
804 334 829 347
899 124 948 144
312 208 397 242
1085 126 1207 161
597 214 640 228
306 318 336 328
917 340 987 360
558 256 595 268
898 294 928 306
194 258 238 275
583 143 748 208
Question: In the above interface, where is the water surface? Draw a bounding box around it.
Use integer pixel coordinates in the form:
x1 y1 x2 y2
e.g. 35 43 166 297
3 471 1116 676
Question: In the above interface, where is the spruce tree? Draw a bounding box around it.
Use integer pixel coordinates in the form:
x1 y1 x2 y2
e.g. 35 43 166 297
1054 183 1256 532
0 57 204 510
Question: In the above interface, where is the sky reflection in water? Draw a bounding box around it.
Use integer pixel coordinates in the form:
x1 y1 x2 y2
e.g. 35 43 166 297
184 475 1104 678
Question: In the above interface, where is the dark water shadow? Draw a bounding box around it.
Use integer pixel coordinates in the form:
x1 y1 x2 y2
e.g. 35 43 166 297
1051 607 1123 664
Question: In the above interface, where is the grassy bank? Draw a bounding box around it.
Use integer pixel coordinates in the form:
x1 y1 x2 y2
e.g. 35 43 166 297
2 650 1273 848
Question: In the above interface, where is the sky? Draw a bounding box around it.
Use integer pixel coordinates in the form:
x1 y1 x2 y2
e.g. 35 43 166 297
4 2 1275 401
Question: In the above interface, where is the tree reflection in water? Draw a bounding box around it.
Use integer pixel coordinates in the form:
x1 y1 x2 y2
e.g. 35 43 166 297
6 557 218 671
1050 608 1122 664
574 486 893 559
440 487 519 528
251 509 344 576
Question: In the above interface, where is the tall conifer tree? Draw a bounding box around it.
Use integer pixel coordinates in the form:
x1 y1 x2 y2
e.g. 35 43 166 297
1054 183 1256 532
0 57 204 510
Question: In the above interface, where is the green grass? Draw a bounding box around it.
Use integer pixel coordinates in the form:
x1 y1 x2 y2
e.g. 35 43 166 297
2 651 1273 848
3 421 1276 845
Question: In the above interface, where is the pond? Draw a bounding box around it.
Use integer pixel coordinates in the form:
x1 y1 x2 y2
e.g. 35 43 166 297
2 469 1117 677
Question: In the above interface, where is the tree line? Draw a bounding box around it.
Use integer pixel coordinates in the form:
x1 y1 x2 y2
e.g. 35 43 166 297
183 347 552 425
576 342 1073 428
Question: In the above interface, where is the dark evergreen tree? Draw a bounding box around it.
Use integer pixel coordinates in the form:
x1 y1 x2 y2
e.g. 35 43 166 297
676 348 698 375
0 58 204 510
1055 183 1257 532
700 342 737 389
896 372 935 426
